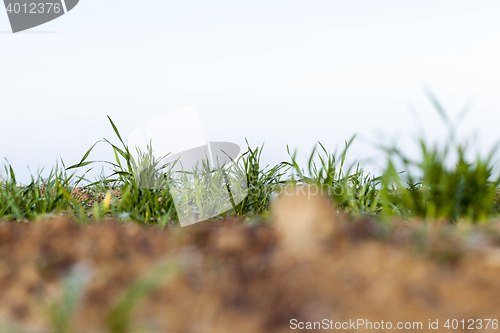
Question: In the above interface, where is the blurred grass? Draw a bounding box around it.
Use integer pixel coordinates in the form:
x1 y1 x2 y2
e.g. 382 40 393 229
379 140 500 222
106 260 179 333
48 264 92 333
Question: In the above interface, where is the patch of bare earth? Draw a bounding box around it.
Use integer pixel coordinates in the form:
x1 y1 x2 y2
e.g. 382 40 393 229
1 191 500 332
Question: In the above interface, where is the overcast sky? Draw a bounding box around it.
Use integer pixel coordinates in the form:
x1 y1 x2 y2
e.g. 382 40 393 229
1 0 500 182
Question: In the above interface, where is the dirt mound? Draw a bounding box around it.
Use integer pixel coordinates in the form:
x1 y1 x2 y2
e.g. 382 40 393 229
1 191 500 332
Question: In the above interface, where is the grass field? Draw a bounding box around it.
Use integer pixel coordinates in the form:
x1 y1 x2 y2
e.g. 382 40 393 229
1 108 499 226
2 102 500 332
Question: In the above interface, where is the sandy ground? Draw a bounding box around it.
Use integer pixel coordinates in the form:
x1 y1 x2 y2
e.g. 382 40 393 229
1 191 500 332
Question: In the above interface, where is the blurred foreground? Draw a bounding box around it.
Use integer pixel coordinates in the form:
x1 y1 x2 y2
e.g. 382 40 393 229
1 190 500 332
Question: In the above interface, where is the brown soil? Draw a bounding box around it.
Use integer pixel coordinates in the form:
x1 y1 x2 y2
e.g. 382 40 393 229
1 191 500 332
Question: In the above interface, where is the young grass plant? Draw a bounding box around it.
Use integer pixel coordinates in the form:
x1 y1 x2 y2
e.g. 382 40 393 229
379 91 500 223
67 116 179 226
0 163 85 222
232 141 289 217
379 140 500 222
286 138 382 216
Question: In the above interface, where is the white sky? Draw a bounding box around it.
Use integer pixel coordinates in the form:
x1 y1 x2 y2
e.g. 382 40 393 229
1 0 500 182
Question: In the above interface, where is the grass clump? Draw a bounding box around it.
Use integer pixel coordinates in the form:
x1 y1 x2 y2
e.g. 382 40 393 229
380 141 500 222
233 141 289 217
286 138 382 216
66 116 178 226
0 164 85 222
379 92 500 223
